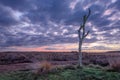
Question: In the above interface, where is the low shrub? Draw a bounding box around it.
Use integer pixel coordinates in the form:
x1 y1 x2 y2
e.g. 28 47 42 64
88 64 103 69
108 57 120 72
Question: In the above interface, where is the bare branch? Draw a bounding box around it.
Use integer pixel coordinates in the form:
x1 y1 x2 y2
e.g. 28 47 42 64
86 8 91 19
78 25 83 31
84 30 90 38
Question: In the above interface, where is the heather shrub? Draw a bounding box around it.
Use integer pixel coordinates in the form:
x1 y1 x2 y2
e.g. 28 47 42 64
108 57 120 72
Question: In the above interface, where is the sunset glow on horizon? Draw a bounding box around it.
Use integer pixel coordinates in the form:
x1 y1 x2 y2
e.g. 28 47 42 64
1 42 119 52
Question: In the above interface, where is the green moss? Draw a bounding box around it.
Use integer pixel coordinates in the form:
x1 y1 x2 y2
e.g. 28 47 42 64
0 67 120 80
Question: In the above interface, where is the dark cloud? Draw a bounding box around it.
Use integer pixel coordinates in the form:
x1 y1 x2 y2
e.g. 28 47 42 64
0 6 18 26
0 0 31 11
25 0 72 24
0 0 119 50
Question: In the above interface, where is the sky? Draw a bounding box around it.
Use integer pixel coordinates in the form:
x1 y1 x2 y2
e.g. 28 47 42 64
0 0 120 52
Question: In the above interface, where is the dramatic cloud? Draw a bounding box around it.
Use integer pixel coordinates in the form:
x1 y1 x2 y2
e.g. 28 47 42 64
0 0 119 51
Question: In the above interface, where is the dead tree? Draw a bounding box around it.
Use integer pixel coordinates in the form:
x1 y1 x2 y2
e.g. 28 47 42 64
78 9 91 67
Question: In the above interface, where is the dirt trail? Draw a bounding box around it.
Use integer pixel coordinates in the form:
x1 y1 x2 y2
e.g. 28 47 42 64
0 63 32 72
0 61 78 73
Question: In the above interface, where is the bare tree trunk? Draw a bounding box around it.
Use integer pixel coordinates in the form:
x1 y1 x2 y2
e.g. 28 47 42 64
79 40 82 67
78 30 83 67
77 9 91 68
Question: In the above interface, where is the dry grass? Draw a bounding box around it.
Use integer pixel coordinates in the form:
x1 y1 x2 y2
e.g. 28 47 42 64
54 64 77 70
32 62 78 76
32 61 52 75
87 64 103 69
41 61 52 73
